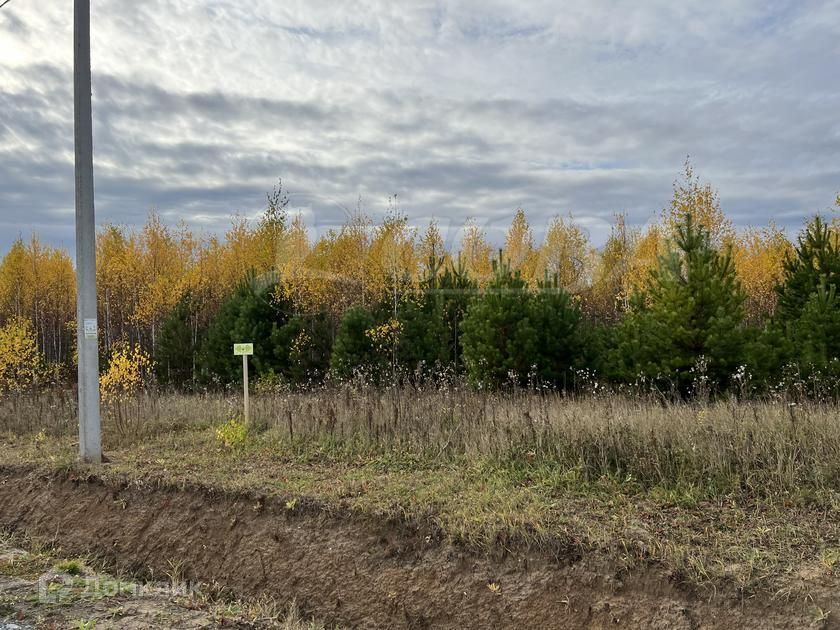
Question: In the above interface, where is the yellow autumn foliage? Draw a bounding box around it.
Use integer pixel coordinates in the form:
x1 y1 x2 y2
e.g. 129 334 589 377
365 318 403 354
367 213 418 309
623 225 664 298
590 214 637 319
99 342 153 404
0 237 75 364
0 317 42 394
733 225 792 323
664 159 734 247
215 416 248 449
503 208 539 283
536 215 593 292
460 219 494 284
1 167 835 384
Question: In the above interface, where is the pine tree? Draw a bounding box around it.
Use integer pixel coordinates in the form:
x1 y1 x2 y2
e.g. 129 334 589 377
200 278 291 385
461 252 535 387
394 253 450 376
395 296 447 376
229 281 285 378
776 216 840 324
200 282 253 385
527 273 583 386
609 213 746 395
437 255 476 371
794 282 840 371
330 306 382 380
155 293 197 389
460 253 584 388
270 313 332 384
742 217 840 385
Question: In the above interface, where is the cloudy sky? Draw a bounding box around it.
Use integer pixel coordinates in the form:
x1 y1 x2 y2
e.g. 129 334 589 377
1 1 839 254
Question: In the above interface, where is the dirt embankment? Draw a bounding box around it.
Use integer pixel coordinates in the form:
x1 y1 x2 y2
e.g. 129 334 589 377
0 467 832 629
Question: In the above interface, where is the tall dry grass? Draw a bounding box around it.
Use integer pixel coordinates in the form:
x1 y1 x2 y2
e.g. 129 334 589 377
3 384 840 499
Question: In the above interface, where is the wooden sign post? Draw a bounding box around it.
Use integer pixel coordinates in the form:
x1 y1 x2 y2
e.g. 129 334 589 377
233 343 254 424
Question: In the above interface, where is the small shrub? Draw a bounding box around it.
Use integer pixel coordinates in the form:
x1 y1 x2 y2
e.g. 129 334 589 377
100 342 154 403
0 317 42 395
216 417 248 449
100 342 154 436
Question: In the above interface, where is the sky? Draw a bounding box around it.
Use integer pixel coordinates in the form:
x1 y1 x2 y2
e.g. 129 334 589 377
1 0 839 255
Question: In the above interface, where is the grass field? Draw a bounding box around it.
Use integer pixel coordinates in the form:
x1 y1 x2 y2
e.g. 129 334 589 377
4 385 840 602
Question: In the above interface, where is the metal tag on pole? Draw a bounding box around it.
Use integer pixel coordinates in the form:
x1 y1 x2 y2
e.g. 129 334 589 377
74 0 102 463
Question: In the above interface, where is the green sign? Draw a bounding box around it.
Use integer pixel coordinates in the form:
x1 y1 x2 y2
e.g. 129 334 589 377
233 343 254 356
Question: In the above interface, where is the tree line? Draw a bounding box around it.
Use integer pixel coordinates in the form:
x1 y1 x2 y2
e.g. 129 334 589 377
1 167 839 397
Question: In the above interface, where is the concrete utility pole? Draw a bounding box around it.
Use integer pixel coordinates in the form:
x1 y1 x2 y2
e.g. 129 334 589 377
74 0 102 463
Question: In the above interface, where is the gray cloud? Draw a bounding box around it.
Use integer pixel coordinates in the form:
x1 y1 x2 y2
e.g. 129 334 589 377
1 0 838 255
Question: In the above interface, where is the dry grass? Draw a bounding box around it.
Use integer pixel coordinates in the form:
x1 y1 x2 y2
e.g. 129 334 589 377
6 385 840 499
3 386 840 597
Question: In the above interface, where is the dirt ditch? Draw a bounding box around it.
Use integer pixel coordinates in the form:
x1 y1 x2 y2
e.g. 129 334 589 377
0 467 833 629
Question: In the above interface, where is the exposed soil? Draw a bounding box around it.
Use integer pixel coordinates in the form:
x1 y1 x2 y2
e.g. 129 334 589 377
0 466 835 629
1 537 226 629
